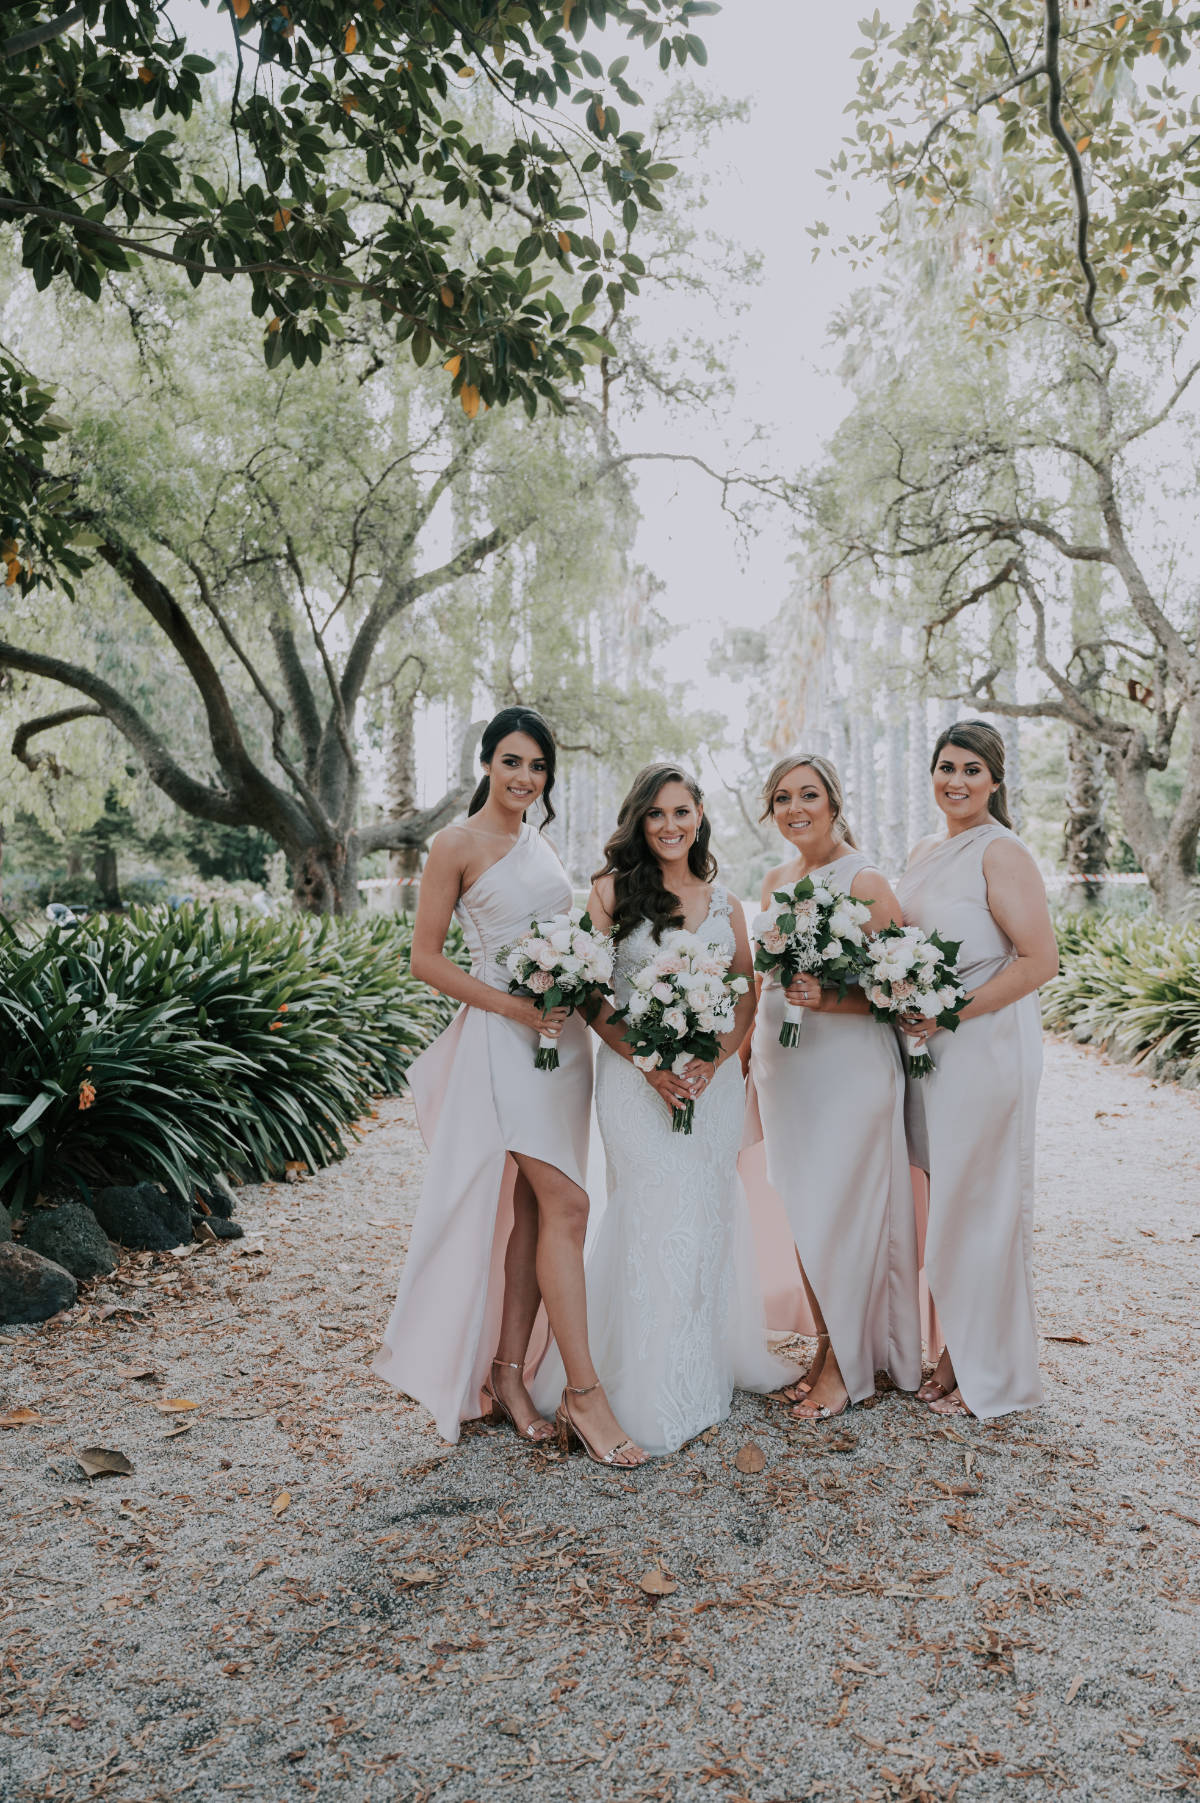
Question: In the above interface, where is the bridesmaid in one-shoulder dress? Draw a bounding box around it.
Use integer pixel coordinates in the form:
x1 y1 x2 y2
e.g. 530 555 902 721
896 721 1058 1420
374 708 646 1466
742 754 922 1421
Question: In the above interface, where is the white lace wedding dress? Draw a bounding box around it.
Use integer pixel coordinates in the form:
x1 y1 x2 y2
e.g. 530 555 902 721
532 885 796 1455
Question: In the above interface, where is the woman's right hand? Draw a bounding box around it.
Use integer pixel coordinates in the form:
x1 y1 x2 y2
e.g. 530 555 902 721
643 1065 693 1116
507 996 571 1037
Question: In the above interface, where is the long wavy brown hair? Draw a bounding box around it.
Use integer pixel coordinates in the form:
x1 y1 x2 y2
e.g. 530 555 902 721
595 763 717 943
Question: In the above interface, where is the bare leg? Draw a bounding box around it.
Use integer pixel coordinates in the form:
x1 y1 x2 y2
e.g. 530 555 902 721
510 1151 646 1466
790 1259 849 1420
782 1255 831 1401
488 1172 553 1440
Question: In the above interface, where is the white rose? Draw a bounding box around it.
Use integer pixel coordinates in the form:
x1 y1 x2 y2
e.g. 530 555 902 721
811 885 833 906
728 974 749 995
633 966 656 991
547 927 573 954
662 1006 689 1036
557 954 583 975
626 991 650 1019
820 938 844 961
651 981 675 1004
696 1009 717 1032
632 1051 661 1071
937 985 961 1012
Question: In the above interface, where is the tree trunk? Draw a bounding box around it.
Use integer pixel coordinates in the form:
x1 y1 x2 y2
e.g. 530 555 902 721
93 846 121 909
1063 726 1108 908
290 842 357 916
383 682 421 890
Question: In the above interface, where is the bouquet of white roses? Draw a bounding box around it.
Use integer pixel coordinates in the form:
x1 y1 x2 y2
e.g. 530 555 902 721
861 923 965 1077
500 907 614 1070
752 877 873 1046
609 929 749 1134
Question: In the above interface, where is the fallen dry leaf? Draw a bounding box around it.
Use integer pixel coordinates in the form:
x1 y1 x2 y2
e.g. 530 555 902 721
1046 1333 1091 1345
397 1566 441 1588
1066 1673 1084 1703
638 1567 678 1597
75 1446 134 1480
733 1443 766 1475
272 1490 291 1516
0 1406 42 1428
153 1398 200 1413
284 1161 308 1183
163 1422 192 1439
116 1365 160 1383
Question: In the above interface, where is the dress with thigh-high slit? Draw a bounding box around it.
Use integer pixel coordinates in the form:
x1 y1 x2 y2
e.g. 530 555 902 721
896 822 1044 1419
373 823 591 1442
741 853 922 1403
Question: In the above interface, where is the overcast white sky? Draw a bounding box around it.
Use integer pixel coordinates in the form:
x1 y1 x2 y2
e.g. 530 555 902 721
170 0 888 731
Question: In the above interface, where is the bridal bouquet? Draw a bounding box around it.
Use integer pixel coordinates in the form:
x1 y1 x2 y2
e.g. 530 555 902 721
861 923 966 1077
752 878 873 1046
610 929 749 1134
500 908 614 1070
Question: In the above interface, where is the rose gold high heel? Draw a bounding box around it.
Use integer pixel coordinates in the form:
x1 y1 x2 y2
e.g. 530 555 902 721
482 1359 555 1446
555 1380 647 1467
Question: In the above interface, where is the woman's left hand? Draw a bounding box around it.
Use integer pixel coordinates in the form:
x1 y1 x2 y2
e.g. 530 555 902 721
783 974 823 1010
898 1011 940 1041
680 1057 718 1097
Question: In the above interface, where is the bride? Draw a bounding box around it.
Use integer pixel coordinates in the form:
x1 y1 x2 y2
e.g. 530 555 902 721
533 763 795 1456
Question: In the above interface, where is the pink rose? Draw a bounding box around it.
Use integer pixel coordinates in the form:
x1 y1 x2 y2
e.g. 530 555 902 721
890 977 916 1004
527 969 555 994
760 926 787 955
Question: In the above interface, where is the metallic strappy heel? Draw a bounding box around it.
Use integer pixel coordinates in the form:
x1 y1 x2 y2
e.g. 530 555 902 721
555 1380 647 1467
482 1359 554 1445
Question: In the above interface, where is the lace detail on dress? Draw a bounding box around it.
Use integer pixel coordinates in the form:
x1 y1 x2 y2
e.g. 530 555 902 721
557 880 787 1454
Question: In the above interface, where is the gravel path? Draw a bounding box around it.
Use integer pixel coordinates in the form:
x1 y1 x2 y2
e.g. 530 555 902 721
2 1037 1199 1803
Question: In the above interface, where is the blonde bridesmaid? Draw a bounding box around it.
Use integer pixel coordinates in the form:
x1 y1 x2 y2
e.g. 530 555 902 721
374 707 646 1467
742 754 922 1420
897 721 1058 1420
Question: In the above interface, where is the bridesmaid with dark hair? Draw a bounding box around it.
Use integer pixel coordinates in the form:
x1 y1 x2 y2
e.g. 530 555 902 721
374 706 646 1466
897 721 1058 1420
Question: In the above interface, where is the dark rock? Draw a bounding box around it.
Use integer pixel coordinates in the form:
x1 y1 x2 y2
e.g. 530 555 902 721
195 1175 238 1220
201 1217 244 1241
90 1182 192 1251
22 1203 116 1282
0 1242 77 1323
0 1202 12 1244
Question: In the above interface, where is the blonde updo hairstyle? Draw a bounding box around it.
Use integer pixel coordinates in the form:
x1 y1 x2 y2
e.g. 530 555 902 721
759 753 858 848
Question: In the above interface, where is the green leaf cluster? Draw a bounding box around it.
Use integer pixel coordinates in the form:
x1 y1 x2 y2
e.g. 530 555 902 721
0 905 463 1218
1044 907 1200 1081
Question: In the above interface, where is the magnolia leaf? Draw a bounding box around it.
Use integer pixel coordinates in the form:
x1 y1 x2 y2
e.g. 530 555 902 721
76 1445 134 1479
0 1406 42 1428
638 1566 678 1597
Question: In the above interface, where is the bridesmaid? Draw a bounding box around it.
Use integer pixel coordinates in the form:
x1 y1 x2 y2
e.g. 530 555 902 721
897 720 1058 1420
742 754 922 1420
373 707 646 1467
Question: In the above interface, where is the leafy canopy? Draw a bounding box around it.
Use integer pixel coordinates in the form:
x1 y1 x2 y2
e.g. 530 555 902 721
826 2 1200 333
0 0 714 585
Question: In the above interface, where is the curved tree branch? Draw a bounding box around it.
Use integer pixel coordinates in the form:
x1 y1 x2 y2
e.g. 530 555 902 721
0 7 84 60
352 718 485 855
1043 0 1106 350
12 702 102 774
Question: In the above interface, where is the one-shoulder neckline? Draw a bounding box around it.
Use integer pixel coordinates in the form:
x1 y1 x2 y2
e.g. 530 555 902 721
459 821 532 902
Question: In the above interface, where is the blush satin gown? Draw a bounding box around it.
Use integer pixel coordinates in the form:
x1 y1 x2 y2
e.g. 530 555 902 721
373 824 592 1442
897 822 1045 1419
741 851 923 1402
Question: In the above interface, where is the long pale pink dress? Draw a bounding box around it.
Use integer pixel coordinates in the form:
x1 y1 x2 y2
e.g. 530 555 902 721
896 822 1044 1419
742 853 922 1402
373 824 591 1442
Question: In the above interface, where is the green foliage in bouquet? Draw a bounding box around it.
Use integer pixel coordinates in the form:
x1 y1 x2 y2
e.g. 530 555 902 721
0 907 462 1219
1044 911 1200 1084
